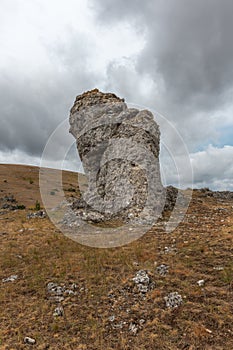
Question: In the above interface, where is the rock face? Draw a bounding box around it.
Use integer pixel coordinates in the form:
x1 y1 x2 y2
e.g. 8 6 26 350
69 89 166 223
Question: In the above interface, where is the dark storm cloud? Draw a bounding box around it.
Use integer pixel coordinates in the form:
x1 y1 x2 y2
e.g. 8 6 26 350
94 0 233 112
92 0 233 190
0 77 73 156
0 35 97 157
0 78 55 155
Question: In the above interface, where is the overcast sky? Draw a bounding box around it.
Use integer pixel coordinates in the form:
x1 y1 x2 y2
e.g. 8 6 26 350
0 0 233 190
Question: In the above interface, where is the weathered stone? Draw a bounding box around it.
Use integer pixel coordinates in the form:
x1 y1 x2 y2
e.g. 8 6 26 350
197 279 205 287
163 186 178 212
47 281 78 303
132 270 155 293
24 337 36 345
164 292 183 308
194 188 233 200
156 264 169 276
27 210 47 219
69 89 165 223
2 274 18 283
53 306 64 317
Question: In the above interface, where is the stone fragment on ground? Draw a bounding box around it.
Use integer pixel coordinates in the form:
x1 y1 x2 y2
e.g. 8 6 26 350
156 264 169 276
164 292 183 308
132 270 155 293
53 306 64 317
47 281 78 303
24 337 36 345
2 274 18 283
197 279 205 287
164 245 177 254
27 210 47 219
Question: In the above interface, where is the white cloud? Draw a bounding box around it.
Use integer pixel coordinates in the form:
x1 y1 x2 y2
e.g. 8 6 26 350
160 144 233 190
0 149 41 167
190 145 233 190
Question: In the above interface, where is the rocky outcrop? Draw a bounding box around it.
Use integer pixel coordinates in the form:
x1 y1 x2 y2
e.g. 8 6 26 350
69 89 173 223
0 194 25 211
196 188 233 200
163 186 178 212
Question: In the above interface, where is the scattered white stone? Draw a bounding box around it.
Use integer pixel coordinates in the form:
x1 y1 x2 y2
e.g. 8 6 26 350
27 210 46 219
156 264 169 276
137 284 149 293
24 337 36 345
16 255 23 259
64 289 76 296
47 281 78 302
108 315 115 322
2 274 18 283
47 282 65 302
205 328 212 334
47 282 64 296
197 279 205 287
53 306 64 317
50 296 64 303
71 283 77 289
164 292 183 308
64 283 78 295
132 270 150 285
129 322 138 335
132 270 151 293
112 321 126 329
164 246 177 254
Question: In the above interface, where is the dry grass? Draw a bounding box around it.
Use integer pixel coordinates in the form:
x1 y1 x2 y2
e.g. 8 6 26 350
0 164 232 349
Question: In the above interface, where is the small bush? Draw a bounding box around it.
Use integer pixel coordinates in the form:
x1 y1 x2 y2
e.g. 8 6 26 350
35 200 41 211
66 188 76 192
16 205 26 210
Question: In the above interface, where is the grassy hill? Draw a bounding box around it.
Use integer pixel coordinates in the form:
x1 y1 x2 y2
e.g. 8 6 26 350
0 164 232 349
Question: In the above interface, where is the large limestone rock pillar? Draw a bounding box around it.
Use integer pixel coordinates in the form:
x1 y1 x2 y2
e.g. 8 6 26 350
69 89 165 223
